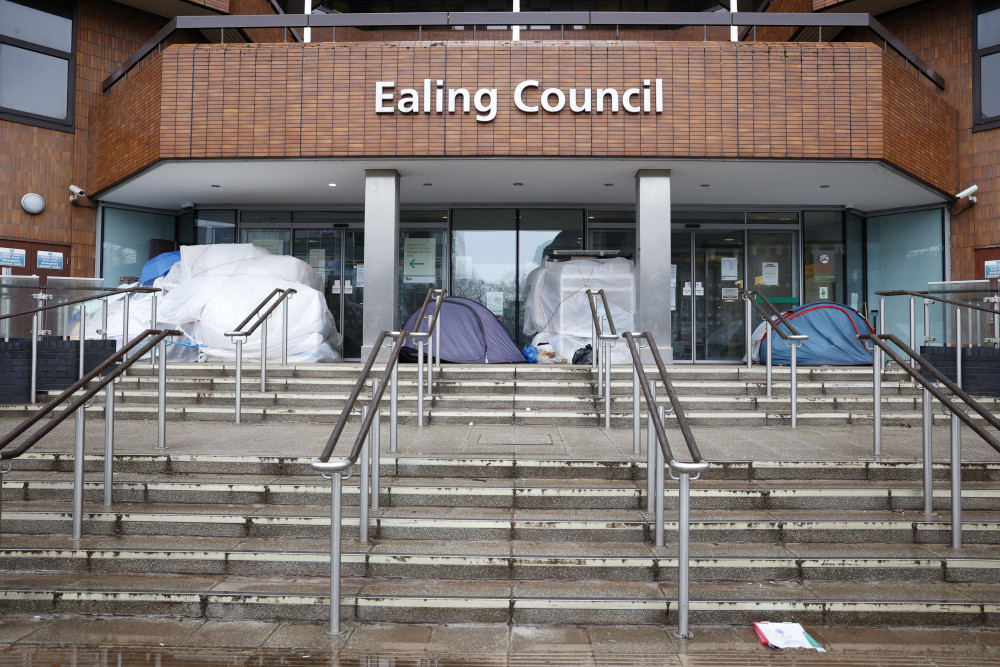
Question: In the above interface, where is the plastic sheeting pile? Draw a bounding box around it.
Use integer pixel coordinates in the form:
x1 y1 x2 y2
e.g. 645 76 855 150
102 244 342 362
522 258 635 364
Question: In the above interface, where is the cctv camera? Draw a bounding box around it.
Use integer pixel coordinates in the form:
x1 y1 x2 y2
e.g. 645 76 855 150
69 185 86 197
180 202 195 211
955 185 978 199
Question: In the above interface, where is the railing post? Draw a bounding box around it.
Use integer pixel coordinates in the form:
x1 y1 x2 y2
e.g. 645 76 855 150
157 336 167 449
426 317 434 398
281 295 289 366
790 341 798 429
260 316 268 393
873 337 882 457
327 471 344 636
30 312 38 404
435 303 443 369
922 384 933 514
646 381 656 514
766 319 773 397
417 339 425 426
234 338 243 424
592 305 599 372
104 378 115 506
632 363 641 456
371 379 380 512
121 291 130 378
674 468 693 639
909 297 917 373
72 401 85 541
390 355 399 453
745 296 752 370
101 297 108 340
78 303 86 380
604 340 612 430
654 405 665 547
359 405 370 544
150 293 157 367
952 309 962 548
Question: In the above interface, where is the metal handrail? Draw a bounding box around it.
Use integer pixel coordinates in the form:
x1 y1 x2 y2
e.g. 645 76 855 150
740 289 809 426
0 328 180 542
224 288 296 422
404 288 447 426
859 331 1000 549
309 287 444 635
102 12 944 93
875 289 999 316
585 289 619 429
0 286 160 321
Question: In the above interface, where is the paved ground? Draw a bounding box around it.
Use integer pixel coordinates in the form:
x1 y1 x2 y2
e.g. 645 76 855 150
3 617 1000 664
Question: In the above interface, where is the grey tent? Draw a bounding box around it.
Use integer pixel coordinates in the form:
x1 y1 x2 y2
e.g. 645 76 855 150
400 297 525 363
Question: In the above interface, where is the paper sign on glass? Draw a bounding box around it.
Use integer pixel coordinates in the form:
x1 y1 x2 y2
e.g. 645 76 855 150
721 257 738 281
762 262 779 286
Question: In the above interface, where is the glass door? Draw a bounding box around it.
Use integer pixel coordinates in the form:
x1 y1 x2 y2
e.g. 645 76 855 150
672 229 746 362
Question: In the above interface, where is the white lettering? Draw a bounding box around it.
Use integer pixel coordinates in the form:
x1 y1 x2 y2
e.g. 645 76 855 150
596 88 618 113
424 79 432 113
436 80 444 113
623 88 641 113
449 88 471 113
541 88 565 113
376 81 395 113
569 88 591 113
475 88 497 122
514 80 539 113
398 88 419 113
643 79 651 113
656 78 663 113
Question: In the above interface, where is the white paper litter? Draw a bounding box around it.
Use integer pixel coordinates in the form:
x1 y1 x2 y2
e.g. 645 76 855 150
752 622 825 652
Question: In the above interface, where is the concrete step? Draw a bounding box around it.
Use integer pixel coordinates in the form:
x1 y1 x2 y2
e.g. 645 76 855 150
13 453 1000 482
5 505 999 544
0 573 996 626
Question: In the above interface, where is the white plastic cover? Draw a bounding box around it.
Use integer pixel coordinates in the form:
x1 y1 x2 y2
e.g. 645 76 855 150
522 258 636 364
105 244 341 363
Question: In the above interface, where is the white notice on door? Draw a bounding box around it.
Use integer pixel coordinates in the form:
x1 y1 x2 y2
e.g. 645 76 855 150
819 286 829 300
762 262 779 286
671 265 677 311
683 282 692 296
486 292 504 316
695 282 704 296
721 257 738 281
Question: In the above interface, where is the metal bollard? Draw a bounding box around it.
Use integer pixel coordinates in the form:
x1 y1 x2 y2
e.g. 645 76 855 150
359 405 370 544
104 379 115 506
371 380 380 512
235 339 243 424
260 317 268 393
646 382 657 514
390 359 398 453
72 402 85 540
632 365 641 456
327 471 344 635
158 337 167 449
417 339 425 427
654 405 665 547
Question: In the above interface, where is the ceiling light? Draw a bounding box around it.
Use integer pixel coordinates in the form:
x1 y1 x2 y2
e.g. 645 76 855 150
604 183 614 187
819 184 830 188
700 184 710 188
513 182 524 187
423 183 433 186
328 183 337 187
211 184 221 188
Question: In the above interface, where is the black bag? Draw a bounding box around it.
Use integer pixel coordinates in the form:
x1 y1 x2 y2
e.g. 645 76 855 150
572 344 592 365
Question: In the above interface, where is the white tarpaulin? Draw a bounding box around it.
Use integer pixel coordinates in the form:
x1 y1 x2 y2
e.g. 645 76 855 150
522 258 635 364
104 244 341 362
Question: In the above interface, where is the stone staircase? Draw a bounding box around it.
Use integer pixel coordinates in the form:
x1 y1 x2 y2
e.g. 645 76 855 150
1 363 999 627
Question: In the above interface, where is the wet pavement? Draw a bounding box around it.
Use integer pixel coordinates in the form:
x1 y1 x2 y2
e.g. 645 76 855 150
3 617 1000 665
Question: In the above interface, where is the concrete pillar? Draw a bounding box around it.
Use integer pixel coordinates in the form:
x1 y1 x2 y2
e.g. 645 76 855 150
635 169 672 363
361 169 400 360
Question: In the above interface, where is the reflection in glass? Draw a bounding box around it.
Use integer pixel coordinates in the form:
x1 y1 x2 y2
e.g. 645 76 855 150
240 228 291 256
982 52 1000 118
102 207 176 288
0 44 68 119
399 227 446 327
0 0 73 51
518 209 583 346
452 210 518 341
803 211 844 304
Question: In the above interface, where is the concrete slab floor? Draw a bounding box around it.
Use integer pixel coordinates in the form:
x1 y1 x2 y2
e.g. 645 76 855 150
4 617 1000 664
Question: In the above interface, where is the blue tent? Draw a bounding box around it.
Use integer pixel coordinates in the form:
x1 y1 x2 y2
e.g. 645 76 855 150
140 251 181 285
752 302 874 365
401 297 525 363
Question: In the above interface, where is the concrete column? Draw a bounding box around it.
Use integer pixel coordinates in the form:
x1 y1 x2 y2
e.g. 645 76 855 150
635 169 672 363
361 169 400 360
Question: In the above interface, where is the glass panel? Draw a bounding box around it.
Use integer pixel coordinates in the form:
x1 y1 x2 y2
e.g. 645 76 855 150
845 213 864 314
342 229 364 359
866 209 944 345
43 276 104 339
195 210 236 245
0 274 40 339
671 231 693 361
240 228 291 256
979 0 1000 49
518 209 583 346
695 230 745 362
399 227 446 327
241 211 292 225
0 44 68 119
0 0 73 52
803 211 844 304
451 209 517 341
293 228 344 354
748 229 800 307
981 52 1000 118
589 227 636 259
102 207 176 288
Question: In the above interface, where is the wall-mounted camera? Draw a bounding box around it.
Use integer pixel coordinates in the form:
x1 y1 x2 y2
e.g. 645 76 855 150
69 185 87 203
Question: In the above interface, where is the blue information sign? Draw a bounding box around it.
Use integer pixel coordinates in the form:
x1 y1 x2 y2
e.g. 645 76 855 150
36 251 64 270
986 260 1000 280
0 247 27 267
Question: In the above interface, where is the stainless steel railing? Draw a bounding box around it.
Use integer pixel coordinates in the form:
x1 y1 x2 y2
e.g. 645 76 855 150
740 289 809 428
224 288 296 424
857 331 1000 549
406 289 447 429
586 289 619 430
309 287 444 635
0 328 180 543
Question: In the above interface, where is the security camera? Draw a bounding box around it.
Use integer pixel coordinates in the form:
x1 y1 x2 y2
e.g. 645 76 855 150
69 185 86 197
180 202 195 211
955 185 978 200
